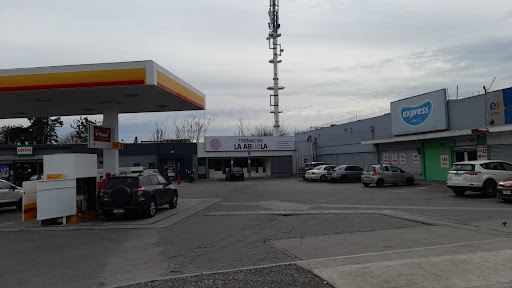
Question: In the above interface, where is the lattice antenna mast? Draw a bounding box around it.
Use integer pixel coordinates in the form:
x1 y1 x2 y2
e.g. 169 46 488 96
267 0 284 136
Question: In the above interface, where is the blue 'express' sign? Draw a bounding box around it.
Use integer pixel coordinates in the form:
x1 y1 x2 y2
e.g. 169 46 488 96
400 100 432 127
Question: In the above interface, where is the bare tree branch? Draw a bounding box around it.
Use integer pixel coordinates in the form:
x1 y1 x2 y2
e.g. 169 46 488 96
59 132 80 144
233 116 251 136
173 114 212 142
150 122 168 142
251 123 290 136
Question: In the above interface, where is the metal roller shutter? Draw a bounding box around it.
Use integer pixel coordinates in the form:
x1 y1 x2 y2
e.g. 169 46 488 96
489 145 512 162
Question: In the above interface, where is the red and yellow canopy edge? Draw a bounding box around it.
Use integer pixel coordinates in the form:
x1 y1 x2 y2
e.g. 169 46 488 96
157 71 205 109
0 68 146 92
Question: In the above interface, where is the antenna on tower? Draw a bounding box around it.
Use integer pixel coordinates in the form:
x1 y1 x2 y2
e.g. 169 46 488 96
266 0 284 136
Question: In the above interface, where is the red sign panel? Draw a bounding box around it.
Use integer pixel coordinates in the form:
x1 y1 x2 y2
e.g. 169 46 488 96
93 126 111 142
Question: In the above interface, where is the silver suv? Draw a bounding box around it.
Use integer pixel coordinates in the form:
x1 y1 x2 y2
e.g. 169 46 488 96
362 164 415 187
447 160 512 197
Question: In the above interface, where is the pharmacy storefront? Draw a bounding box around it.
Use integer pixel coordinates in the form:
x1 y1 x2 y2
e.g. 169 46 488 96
198 136 296 179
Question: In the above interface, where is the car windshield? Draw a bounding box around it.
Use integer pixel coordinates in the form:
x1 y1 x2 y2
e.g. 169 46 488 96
451 164 475 171
104 177 139 189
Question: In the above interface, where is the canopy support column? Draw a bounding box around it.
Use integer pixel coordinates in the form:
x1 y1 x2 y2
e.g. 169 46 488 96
103 103 119 174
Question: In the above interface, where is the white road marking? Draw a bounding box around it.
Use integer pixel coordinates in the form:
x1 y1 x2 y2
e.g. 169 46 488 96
219 202 512 211
0 222 13 227
112 237 512 288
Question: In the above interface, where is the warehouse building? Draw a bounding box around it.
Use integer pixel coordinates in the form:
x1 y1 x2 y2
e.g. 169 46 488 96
296 88 512 181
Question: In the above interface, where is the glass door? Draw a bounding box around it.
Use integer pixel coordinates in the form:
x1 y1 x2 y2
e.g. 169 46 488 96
454 147 477 162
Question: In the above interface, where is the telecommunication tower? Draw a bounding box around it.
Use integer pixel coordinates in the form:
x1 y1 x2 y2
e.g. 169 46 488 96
267 0 284 136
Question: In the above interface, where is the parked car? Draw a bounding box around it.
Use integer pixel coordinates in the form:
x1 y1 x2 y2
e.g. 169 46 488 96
225 167 245 181
497 178 512 202
101 170 178 219
362 164 415 187
447 160 512 197
0 179 23 211
299 162 328 179
29 174 42 181
327 165 364 183
305 165 337 182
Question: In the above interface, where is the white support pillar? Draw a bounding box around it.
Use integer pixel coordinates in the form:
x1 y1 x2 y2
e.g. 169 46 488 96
102 104 119 174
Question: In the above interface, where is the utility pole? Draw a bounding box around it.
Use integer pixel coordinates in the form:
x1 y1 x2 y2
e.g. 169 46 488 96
267 0 284 136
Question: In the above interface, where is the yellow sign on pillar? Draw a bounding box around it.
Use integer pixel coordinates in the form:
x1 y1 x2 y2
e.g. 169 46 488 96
112 142 124 149
46 174 63 180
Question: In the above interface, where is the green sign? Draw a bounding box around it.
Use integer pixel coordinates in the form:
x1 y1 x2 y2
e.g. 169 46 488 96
16 145 34 156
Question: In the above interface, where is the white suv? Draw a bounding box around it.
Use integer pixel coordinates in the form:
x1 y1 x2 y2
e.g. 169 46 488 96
0 179 23 210
447 160 512 197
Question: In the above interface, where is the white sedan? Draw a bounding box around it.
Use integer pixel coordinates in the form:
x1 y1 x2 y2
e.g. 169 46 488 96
0 180 23 210
304 165 337 182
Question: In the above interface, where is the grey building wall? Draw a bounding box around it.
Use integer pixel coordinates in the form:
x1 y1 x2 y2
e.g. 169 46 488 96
295 141 315 164
296 114 391 154
119 155 158 169
295 114 391 168
295 93 489 175
448 94 486 130
378 141 421 151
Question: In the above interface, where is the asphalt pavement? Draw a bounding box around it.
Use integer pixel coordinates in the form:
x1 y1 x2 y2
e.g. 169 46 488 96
2 177 512 288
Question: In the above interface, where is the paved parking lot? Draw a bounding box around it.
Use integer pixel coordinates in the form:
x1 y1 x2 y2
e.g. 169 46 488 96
2 177 512 288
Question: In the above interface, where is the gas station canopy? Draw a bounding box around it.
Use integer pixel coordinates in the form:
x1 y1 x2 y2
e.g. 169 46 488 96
0 60 205 119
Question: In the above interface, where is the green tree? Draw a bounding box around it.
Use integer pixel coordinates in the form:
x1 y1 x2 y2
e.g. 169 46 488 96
0 125 28 144
69 117 101 144
27 117 64 144
0 117 63 144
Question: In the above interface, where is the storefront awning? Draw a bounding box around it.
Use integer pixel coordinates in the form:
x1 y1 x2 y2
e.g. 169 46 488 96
362 125 512 145
361 129 474 145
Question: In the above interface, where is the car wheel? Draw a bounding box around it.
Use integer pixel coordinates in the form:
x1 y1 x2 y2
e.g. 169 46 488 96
169 193 178 209
16 199 22 211
143 199 157 218
340 175 348 183
482 180 497 198
363 182 370 187
405 177 415 186
320 175 326 182
453 189 465 197
376 179 385 187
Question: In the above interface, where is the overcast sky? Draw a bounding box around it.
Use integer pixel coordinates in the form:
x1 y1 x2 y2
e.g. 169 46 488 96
2 0 512 141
